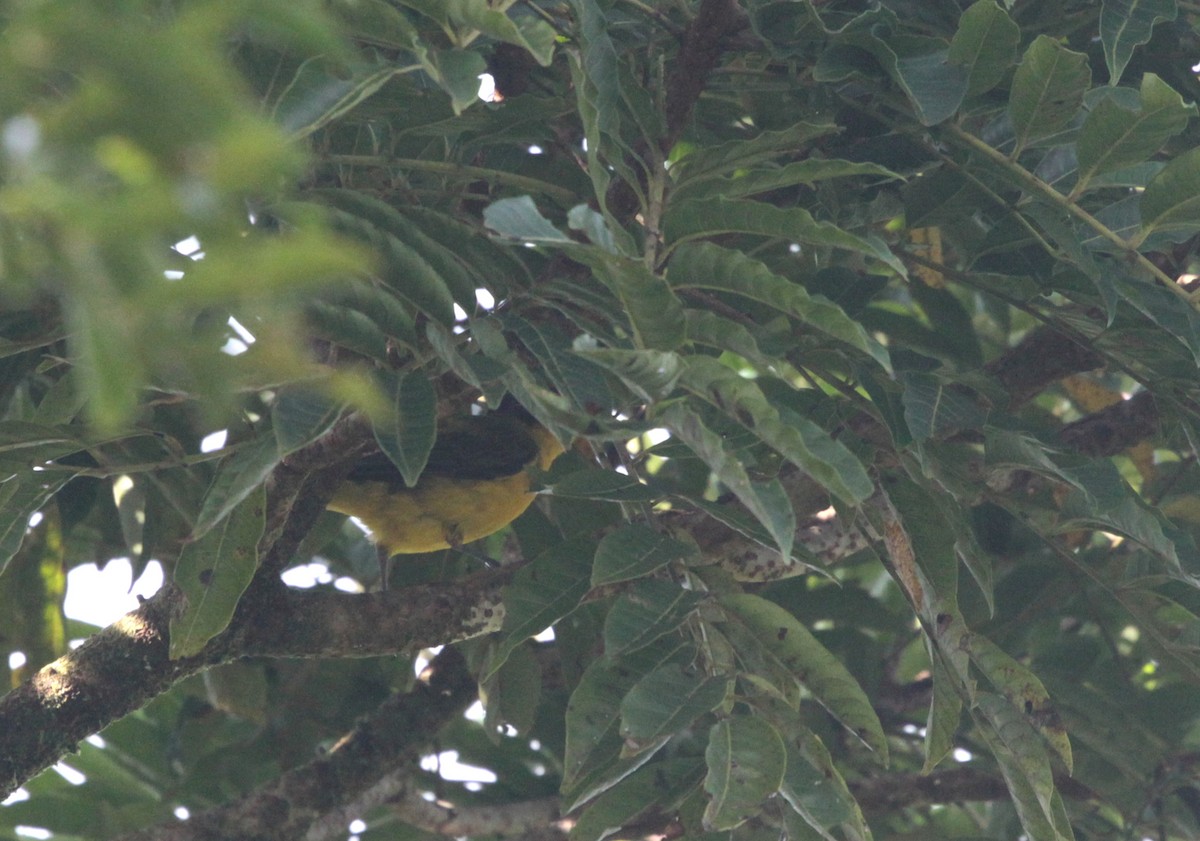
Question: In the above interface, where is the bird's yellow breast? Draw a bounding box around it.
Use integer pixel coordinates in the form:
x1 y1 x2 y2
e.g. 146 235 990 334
328 471 539 554
328 421 564 555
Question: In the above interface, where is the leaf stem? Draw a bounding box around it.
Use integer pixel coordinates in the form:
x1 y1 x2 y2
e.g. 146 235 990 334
319 156 579 204
944 124 1193 308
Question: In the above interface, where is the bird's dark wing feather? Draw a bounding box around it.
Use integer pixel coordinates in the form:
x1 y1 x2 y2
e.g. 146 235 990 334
345 413 539 487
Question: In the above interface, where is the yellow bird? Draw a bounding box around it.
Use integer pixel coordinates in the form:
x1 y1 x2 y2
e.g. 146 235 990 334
327 399 565 555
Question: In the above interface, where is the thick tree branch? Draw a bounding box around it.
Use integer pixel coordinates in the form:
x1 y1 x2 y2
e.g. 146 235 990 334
120 648 477 841
0 569 511 799
0 326 1175 803
983 326 1104 409
392 792 564 838
849 767 1096 812
1059 389 1160 457
0 414 507 800
606 0 748 220
663 0 747 148
0 587 191 799
257 413 374 580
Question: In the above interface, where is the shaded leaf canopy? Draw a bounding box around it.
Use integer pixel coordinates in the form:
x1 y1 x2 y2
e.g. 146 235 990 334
3 2 1200 841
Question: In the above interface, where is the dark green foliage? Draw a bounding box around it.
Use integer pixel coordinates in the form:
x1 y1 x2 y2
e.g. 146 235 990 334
4 1 1200 840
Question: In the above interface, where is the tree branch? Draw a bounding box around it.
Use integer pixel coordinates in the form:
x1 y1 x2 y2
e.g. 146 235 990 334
606 0 748 219
392 792 564 839
983 326 1104 409
663 0 748 148
690 326 1117 582
0 413 507 799
0 586 190 799
0 568 511 799
0 327 1175 803
120 648 477 841
849 767 1096 812
1059 390 1160 457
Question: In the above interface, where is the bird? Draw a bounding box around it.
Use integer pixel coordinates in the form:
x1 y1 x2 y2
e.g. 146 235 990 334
326 397 565 555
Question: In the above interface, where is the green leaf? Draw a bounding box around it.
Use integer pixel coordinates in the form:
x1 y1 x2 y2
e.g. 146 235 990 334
303 300 389 362
987 428 1187 570
879 476 959 616
396 207 529 293
484 195 573 243
679 357 875 505
0 474 71 577
448 0 556 66
975 692 1075 841
582 254 688 351
1138 146 1200 241
428 48 488 114
308 189 478 305
779 736 857 841
32 371 85 426
566 0 622 153
562 639 693 808
684 310 789 369
170 484 265 658
702 717 787 831
426 321 506 389
64 292 143 433
900 371 988 441
569 759 705 841
815 13 968 126
550 468 664 503
1100 0 1177 85
967 633 1072 773
568 203 623 254
393 0 449 24
1090 160 1166 188
904 166 994 229
923 653 964 773
910 281 984 367
663 198 905 276
273 59 400 138
1057 461 1184 570
672 159 902 203
1076 74 1195 192
949 0 1020 97
1008 36 1090 155
309 278 418 351
272 388 341 457
592 524 696 587
984 428 1085 490
1042 678 1164 780
670 122 840 185
1110 272 1200 365
191 435 281 541
567 49 617 217
329 0 422 50
488 536 596 680
620 663 730 744
669 242 891 372
2 738 164 831
0 422 87 466
574 349 684 403
483 641 542 737
718 618 805 710
662 403 797 560
720 593 889 760
604 579 705 656
305 202 458 324
371 371 437 488
889 43 970 126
